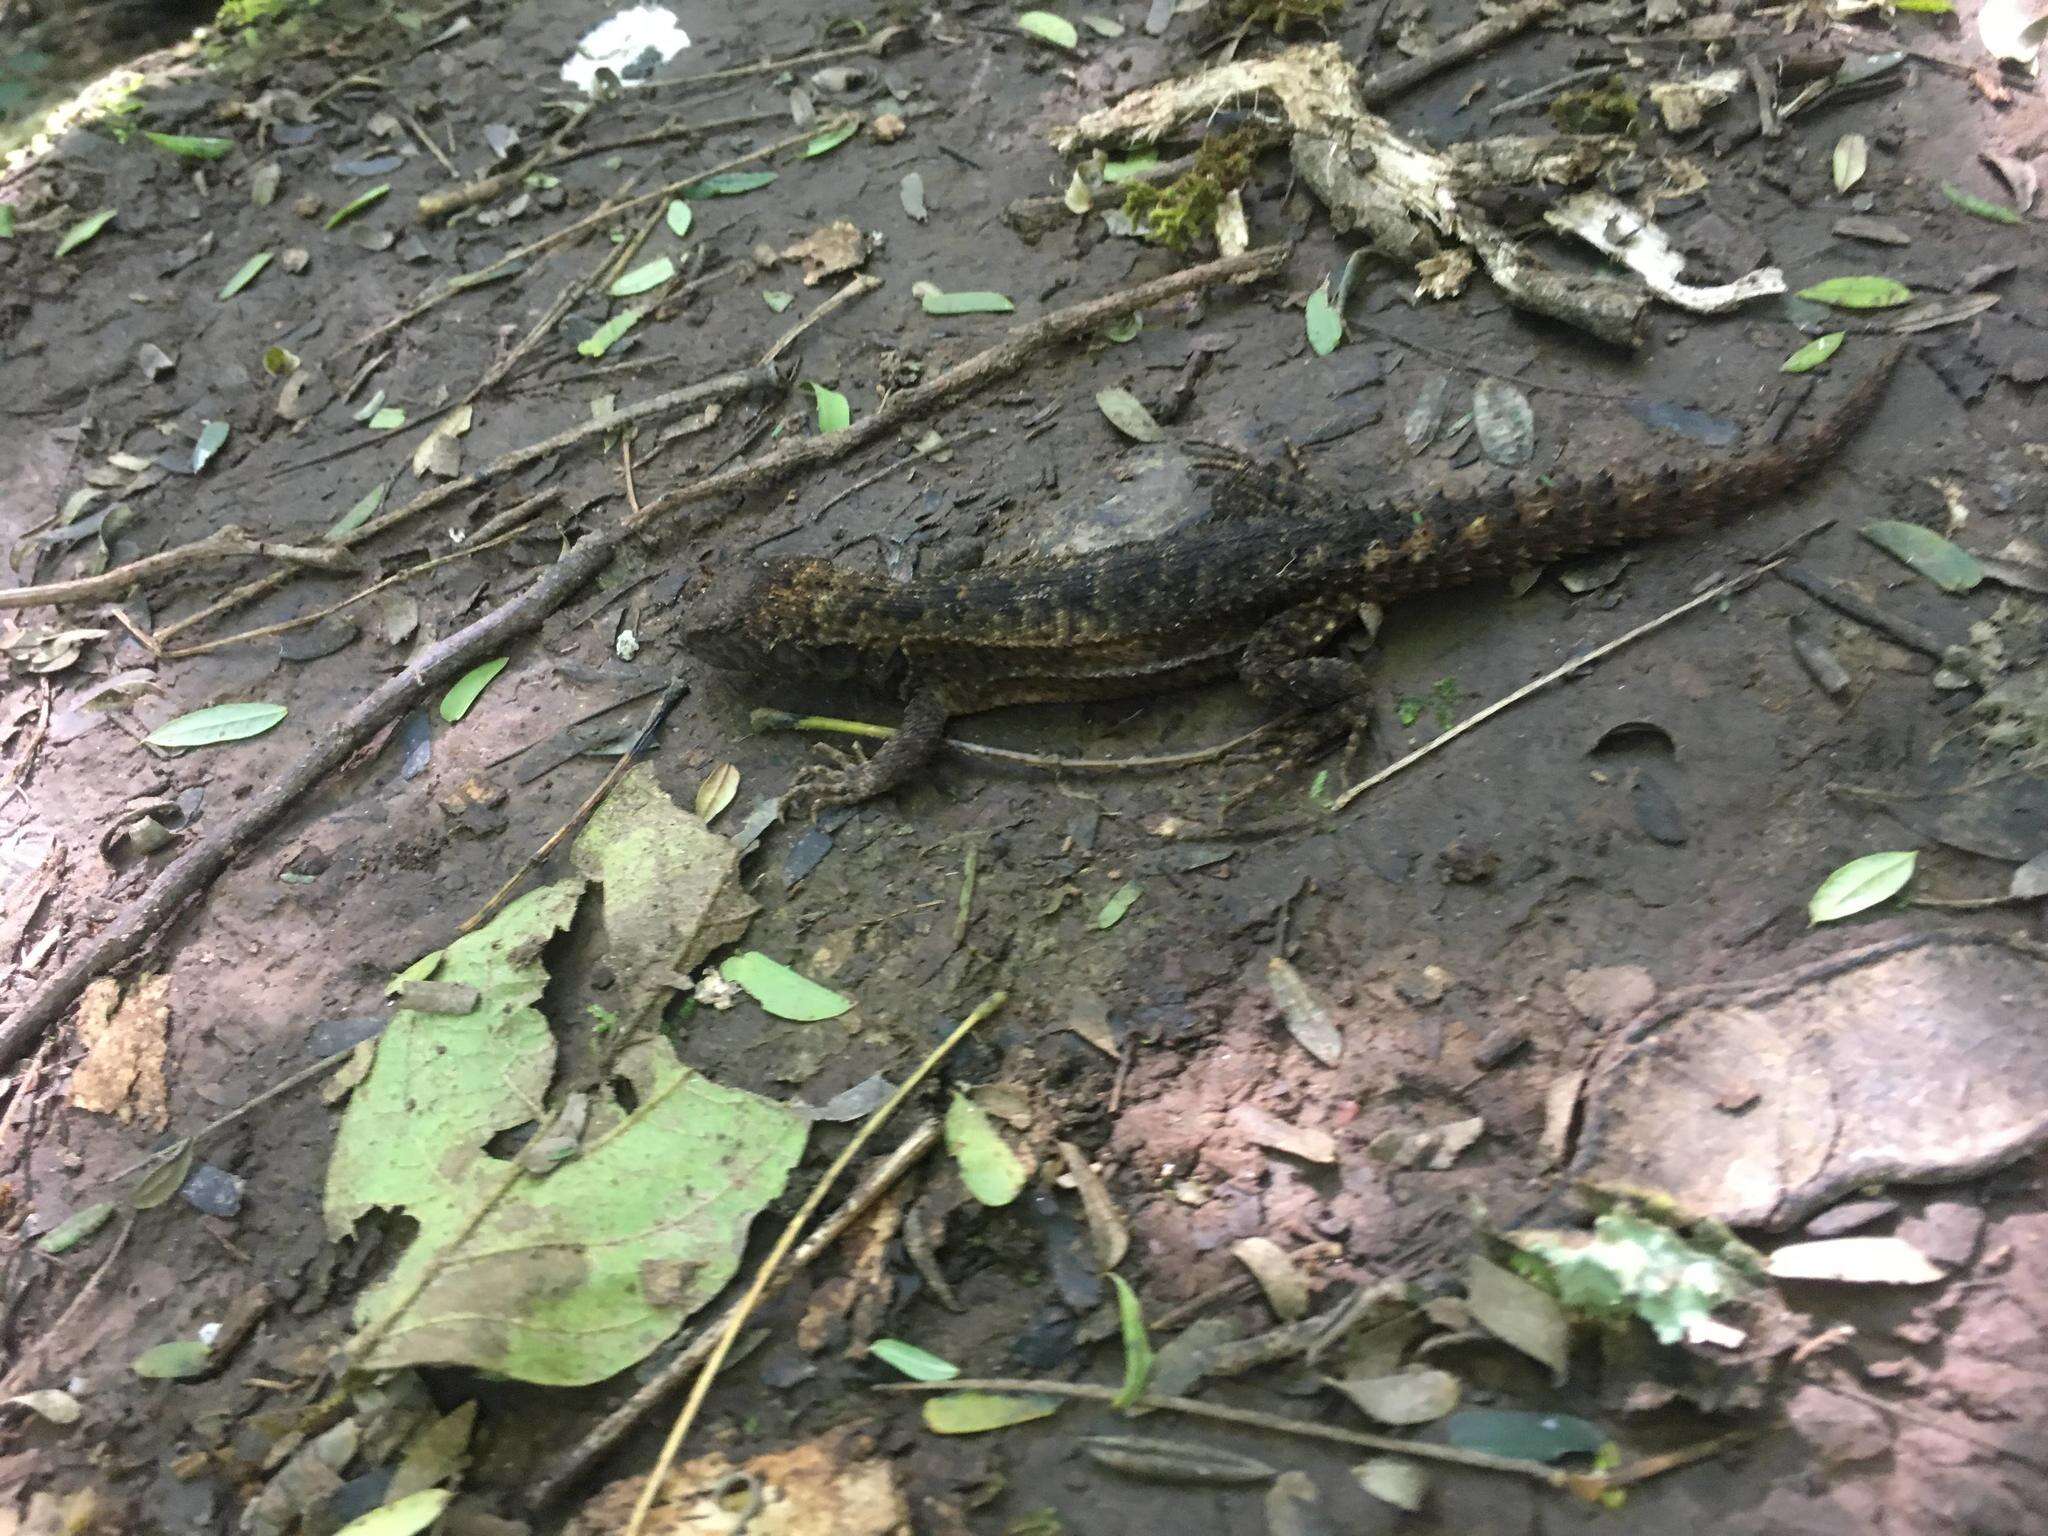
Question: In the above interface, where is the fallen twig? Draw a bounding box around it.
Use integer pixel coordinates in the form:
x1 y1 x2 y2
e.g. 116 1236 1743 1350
529 1117 942 1508
621 994 1007 1536
1331 558 1791 811
761 273 882 364
1358 0 1559 106
1774 563 1954 659
754 709 1279 774
1 526 340 612
642 26 913 94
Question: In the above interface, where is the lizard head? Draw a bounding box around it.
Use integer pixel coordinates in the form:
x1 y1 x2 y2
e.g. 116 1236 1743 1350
683 557 869 684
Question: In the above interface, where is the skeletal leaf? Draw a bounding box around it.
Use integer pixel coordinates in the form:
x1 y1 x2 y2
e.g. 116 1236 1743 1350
324 184 390 229
1782 332 1844 373
1808 850 1916 923
900 171 927 222
440 657 508 722
694 762 739 823
218 251 272 299
1017 11 1081 48
806 381 851 433
1304 279 1343 356
923 1392 1062 1433
1095 387 1162 443
1797 275 1912 309
1109 1274 1153 1410
1473 378 1534 466
56 208 117 256
871 1339 960 1381
945 1091 1028 1206
608 256 674 297
719 951 853 1020
145 702 286 748
1860 520 1982 592
1832 134 1867 193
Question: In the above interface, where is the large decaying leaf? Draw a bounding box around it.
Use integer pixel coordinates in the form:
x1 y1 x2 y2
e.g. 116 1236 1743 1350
325 881 807 1385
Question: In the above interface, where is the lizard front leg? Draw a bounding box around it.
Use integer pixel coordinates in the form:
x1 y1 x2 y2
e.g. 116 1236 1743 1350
787 687 950 814
1238 594 1380 761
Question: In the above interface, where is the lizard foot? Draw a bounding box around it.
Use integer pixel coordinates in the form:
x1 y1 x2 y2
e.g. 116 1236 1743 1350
1223 699 1373 815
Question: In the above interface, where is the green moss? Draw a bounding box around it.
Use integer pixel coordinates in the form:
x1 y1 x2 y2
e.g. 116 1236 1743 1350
1549 78 1639 135
1218 0 1345 37
1119 126 1262 252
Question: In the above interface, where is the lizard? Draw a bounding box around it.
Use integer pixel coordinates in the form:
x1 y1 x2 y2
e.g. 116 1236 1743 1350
684 347 1901 810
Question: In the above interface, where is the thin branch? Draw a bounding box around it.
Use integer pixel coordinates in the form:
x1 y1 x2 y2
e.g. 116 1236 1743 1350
3 527 263 612
755 709 1279 774
642 27 912 94
761 273 883 364
1359 0 1559 107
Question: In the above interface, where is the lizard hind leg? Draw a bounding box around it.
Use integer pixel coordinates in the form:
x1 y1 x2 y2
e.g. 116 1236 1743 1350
786 688 951 816
1190 443 1341 522
1237 595 1381 773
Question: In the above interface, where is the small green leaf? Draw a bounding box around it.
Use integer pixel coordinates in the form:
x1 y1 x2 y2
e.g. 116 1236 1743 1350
871 1339 961 1381
56 208 116 257
262 345 299 376
921 289 1015 316
806 120 859 157
192 419 229 472
1809 850 1917 924
132 1340 213 1380
218 250 272 300
330 1491 457 1536
325 486 384 542
439 657 509 722
1017 10 1081 48
762 290 795 312
1796 275 1912 309
688 170 777 198
719 951 855 1020
665 200 693 238
129 1138 194 1211
807 381 851 434
143 131 232 160
1894 0 1954 11
1781 332 1844 373
1109 1274 1153 1410
325 184 390 230
0 204 14 239
1305 279 1343 356
37 1202 115 1255
1101 152 1159 183
1940 182 2022 225
945 1091 1028 1206
1860 520 1983 592
923 1392 1063 1434
577 307 643 358
609 256 675 297
1095 387 1161 444
1095 880 1142 928
1443 1409 1607 1464
145 702 287 748
1104 313 1141 344
368 406 408 430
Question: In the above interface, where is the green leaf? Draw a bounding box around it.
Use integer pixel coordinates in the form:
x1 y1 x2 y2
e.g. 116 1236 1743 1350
665 199 693 238
192 419 229 472
719 951 854 1021
945 1091 1028 1206
577 307 643 358
1017 10 1080 48
1941 182 2021 225
263 345 299 376
1443 1409 1607 1463
688 170 777 198
1796 275 1912 309
921 289 1016 316
609 256 675 297
1095 880 1141 928
1809 850 1917 924
325 183 390 229
369 406 408 430
218 250 272 300
0 203 14 239
1101 152 1158 183
1860 520 1983 592
1781 332 1844 373
439 657 509 722
1511 1210 1750 1345
762 290 795 312
328 880 808 1385
1094 387 1161 444
144 701 287 748
326 485 384 541
1895 0 1954 11
871 1339 961 1381
1104 313 1141 344
37 1201 115 1255
1108 1274 1153 1410
923 1392 1063 1434
331 1491 456 1536
55 207 116 257
806 120 859 157
143 131 233 160
129 1138 195 1211
806 381 851 434
132 1340 212 1380
1305 279 1343 356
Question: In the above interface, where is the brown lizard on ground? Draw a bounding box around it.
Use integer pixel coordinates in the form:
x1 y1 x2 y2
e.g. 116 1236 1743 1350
684 348 1901 810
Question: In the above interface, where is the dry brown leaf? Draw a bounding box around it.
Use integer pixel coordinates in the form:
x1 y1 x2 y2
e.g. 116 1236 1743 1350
780 220 869 287
1231 1235 1311 1320
1231 1104 1337 1164
68 974 170 1129
1057 1140 1129 1270
568 1428 909 1536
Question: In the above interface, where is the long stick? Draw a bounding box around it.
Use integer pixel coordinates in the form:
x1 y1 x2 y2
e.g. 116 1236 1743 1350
622 995 1007 1536
1357 0 1558 106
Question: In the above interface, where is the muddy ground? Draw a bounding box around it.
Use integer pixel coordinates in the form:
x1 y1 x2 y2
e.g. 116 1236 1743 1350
2 0 2046 1531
